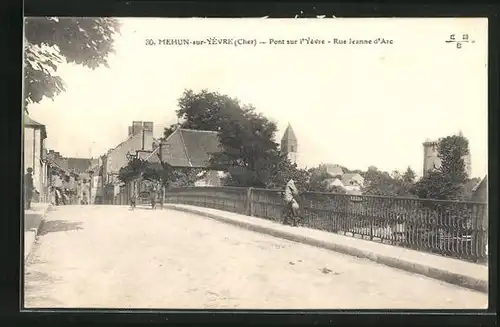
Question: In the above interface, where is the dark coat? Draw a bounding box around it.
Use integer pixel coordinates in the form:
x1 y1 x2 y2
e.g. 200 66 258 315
24 173 34 194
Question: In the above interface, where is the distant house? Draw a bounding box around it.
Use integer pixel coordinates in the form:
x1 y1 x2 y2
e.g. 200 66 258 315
324 173 364 194
65 157 92 174
471 175 487 202
101 121 155 185
159 128 221 168
324 177 344 189
98 121 156 203
158 128 224 186
341 173 365 189
24 114 49 203
323 164 344 178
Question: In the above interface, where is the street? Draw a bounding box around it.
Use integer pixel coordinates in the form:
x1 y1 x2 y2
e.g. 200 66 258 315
24 205 488 309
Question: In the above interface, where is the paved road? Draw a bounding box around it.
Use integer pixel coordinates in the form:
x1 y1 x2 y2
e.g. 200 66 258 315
24 205 488 309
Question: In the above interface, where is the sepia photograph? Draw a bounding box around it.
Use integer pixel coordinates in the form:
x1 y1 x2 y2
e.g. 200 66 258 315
22 17 488 310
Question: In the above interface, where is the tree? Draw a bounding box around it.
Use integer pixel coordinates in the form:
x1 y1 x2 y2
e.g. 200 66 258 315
117 157 146 184
402 166 417 184
306 165 336 192
362 167 414 197
24 17 121 111
118 156 201 190
166 89 285 188
413 134 470 200
436 135 469 184
265 152 310 191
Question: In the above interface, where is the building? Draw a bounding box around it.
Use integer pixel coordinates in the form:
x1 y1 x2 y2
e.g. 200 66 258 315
471 175 487 202
281 123 298 164
101 121 156 186
341 173 365 189
23 114 49 203
423 133 472 177
324 164 344 178
120 127 224 202
158 127 224 187
324 173 364 193
159 128 221 169
98 121 156 204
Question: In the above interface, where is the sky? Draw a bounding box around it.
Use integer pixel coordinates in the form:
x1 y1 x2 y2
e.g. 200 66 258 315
26 17 488 178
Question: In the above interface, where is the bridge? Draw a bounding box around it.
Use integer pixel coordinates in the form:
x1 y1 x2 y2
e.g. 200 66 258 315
24 200 488 309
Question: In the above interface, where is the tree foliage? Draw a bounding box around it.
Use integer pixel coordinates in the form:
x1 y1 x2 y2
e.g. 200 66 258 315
117 157 146 184
402 166 417 184
118 156 201 189
164 89 305 188
362 166 415 197
24 17 121 111
413 134 470 200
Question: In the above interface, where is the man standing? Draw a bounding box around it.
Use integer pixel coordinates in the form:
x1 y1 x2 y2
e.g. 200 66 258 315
24 168 35 210
158 183 164 209
52 172 64 205
283 178 300 226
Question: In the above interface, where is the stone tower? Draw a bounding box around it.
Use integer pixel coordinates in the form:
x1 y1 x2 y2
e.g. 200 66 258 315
281 123 298 164
423 139 441 177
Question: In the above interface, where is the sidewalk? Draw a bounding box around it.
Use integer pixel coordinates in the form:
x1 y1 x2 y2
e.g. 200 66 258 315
165 204 488 293
24 203 52 261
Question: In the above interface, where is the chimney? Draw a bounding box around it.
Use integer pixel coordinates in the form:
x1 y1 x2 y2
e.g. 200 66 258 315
142 121 154 151
132 121 143 135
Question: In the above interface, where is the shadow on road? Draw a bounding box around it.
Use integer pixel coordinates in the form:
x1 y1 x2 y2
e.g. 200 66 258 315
38 220 84 236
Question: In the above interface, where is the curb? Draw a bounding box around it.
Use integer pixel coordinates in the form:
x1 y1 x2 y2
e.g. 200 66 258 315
24 204 52 262
166 204 488 294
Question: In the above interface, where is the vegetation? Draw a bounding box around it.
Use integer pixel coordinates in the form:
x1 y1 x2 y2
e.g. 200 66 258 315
413 134 471 200
24 17 120 112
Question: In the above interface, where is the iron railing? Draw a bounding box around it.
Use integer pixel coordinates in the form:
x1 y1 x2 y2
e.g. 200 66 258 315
165 187 488 263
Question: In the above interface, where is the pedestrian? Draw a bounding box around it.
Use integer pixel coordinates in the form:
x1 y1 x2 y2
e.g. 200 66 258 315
282 178 300 227
150 184 157 210
130 184 137 210
81 179 89 205
52 171 64 205
158 184 164 209
24 167 35 210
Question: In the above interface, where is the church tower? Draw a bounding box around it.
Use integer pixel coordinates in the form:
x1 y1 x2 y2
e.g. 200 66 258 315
281 123 298 164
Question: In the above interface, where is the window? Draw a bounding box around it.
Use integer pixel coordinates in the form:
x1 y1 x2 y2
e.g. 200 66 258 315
290 145 295 152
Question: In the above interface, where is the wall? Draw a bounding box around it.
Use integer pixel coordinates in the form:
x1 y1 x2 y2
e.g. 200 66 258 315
423 142 440 176
105 133 143 175
24 127 46 202
423 141 471 178
33 129 42 199
24 127 34 175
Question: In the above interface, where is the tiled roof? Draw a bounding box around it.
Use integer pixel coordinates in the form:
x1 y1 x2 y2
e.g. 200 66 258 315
143 147 162 164
160 128 222 168
324 164 344 177
341 173 364 185
24 114 47 139
24 114 44 127
472 175 487 193
281 123 297 141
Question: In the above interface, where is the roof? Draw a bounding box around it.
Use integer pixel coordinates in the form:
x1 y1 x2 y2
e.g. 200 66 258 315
342 173 363 181
160 128 222 168
105 132 145 174
324 164 344 177
143 147 162 164
65 157 92 173
24 114 47 139
472 175 487 193
281 123 297 141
